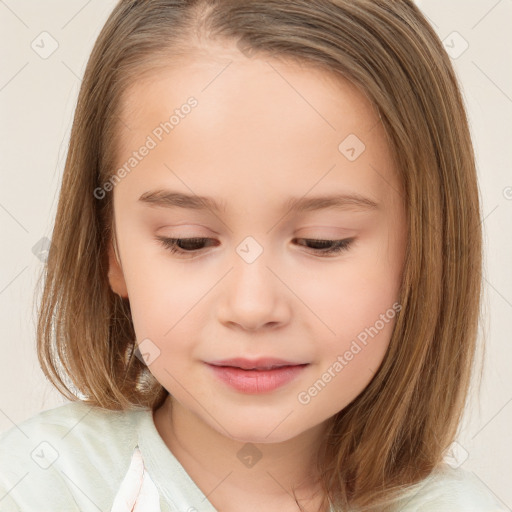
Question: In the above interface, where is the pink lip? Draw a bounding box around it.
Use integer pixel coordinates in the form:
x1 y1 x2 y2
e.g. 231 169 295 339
208 357 305 370
206 358 309 393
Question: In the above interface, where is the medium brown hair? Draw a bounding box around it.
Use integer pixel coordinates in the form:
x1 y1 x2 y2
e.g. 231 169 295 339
37 1 483 509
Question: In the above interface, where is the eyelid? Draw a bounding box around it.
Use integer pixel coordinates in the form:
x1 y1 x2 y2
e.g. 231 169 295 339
155 235 355 258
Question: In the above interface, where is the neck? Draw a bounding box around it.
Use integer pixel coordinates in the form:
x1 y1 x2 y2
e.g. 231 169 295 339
153 395 330 512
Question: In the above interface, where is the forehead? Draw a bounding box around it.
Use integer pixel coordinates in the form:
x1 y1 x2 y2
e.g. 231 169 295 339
114 44 400 210
120 47 380 137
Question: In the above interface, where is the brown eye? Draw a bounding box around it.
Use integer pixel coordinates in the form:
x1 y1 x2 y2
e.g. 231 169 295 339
156 236 355 258
156 237 218 255
294 238 354 255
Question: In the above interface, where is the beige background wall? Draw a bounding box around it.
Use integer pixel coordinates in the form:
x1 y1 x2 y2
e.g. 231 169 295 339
1 0 511 506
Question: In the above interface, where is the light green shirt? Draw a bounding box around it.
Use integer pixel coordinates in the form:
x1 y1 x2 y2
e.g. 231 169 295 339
0 401 506 511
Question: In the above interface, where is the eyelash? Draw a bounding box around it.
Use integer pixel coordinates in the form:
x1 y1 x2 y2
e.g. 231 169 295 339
155 236 354 257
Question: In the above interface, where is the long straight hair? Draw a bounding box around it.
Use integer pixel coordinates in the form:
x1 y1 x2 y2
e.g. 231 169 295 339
37 1 483 509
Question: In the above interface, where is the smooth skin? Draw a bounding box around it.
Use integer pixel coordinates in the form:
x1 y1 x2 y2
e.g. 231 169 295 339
107 40 407 512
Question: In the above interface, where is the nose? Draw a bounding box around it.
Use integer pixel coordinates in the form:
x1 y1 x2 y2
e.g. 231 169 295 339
216 249 290 332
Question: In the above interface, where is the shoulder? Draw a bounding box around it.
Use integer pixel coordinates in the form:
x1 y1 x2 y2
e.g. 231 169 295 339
397 464 508 511
0 400 142 457
0 400 148 511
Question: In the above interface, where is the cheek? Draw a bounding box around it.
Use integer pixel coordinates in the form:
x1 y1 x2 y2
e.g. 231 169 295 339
127 269 204 342
293 235 402 396
117 242 199 346
297 274 400 415
295 249 402 344
126 269 207 390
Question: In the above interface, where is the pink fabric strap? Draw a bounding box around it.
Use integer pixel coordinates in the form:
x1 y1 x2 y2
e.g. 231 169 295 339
111 446 161 511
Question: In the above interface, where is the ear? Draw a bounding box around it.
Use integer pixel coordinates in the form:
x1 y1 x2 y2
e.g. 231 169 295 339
107 240 128 298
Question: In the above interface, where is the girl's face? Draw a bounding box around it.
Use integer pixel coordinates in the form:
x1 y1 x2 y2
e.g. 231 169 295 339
108 43 407 443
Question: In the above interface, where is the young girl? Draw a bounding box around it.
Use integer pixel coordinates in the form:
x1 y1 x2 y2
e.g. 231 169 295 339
0 1 506 511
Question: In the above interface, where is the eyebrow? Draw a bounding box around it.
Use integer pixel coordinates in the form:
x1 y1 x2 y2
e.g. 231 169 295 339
138 189 379 214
